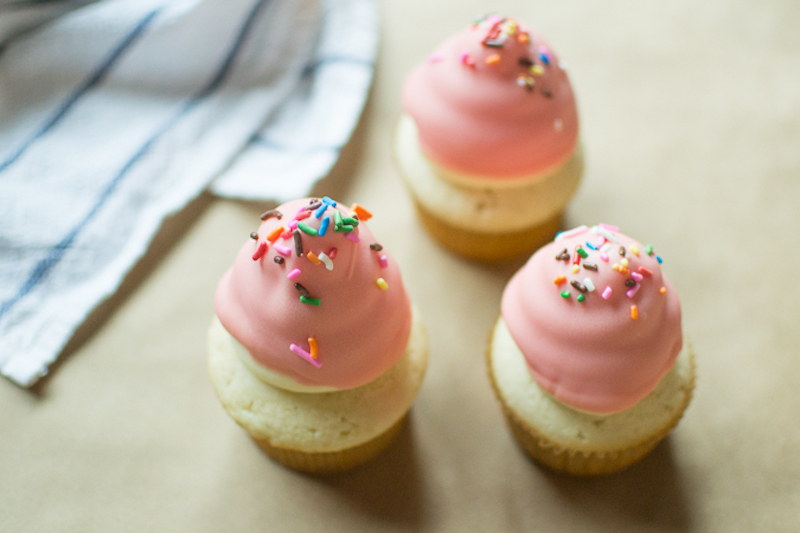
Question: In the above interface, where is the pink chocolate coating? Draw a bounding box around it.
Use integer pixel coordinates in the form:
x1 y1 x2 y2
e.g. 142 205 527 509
501 226 682 414
402 15 579 179
215 199 412 390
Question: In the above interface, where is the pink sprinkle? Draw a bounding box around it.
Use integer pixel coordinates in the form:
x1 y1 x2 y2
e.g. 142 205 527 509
328 247 338 259
599 223 620 232
631 272 643 282
345 232 360 243
626 284 641 298
289 220 298 230
287 268 301 279
290 343 322 368
555 225 589 241
595 236 606 248
252 241 267 261
379 255 388 269
274 243 291 256
460 52 475 68
599 253 609 262
281 229 293 240
295 210 311 221
639 266 653 277
428 54 444 63
601 286 613 300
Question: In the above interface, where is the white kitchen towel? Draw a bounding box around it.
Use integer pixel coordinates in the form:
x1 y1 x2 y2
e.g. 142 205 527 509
0 0 378 387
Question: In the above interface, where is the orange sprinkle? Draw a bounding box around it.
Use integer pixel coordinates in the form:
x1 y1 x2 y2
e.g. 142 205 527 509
517 32 529 43
554 275 566 285
485 54 501 65
308 337 318 359
630 305 639 320
307 251 321 265
266 226 284 242
350 203 373 221
660 286 667 294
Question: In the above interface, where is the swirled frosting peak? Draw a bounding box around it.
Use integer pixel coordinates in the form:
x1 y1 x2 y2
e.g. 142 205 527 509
402 14 579 179
501 224 682 414
215 198 412 391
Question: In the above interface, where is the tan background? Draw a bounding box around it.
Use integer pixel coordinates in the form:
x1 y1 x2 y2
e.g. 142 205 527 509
3 0 800 531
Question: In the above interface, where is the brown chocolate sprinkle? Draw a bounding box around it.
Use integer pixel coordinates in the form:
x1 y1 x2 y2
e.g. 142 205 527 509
619 246 626 257
273 256 284 265
250 232 258 240
570 280 588 293
625 279 636 287
555 248 570 261
293 230 303 256
304 199 323 211
583 262 598 271
294 283 310 298
369 243 383 251
260 209 282 221
518 57 533 67
541 89 553 99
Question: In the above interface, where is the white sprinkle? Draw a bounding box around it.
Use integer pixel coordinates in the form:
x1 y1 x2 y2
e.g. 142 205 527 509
600 243 612 253
583 278 596 292
597 227 619 243
318 252 334 271
554 118 564 132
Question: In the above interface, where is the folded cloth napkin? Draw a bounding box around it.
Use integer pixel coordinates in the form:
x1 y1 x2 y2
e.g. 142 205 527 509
0 0 378 386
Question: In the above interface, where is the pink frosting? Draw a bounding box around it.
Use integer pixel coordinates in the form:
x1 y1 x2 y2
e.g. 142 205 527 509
214 198 412 390
402 15 579 179
501 226 682 414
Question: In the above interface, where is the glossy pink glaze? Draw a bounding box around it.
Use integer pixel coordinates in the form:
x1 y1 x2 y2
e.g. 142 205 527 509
501 227 682 414
402 15 579 179
215 199 412 390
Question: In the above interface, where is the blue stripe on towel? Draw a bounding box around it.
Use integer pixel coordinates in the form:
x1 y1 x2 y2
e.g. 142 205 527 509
0 7 162 173
0 0 272 321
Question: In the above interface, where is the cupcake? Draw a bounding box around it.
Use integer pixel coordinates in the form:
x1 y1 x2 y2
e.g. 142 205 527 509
208 197 428 474
487 224 695 475
395 15 583 262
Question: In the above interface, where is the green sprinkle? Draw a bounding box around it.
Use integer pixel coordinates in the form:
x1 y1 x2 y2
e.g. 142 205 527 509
341 217 359 226
560 290 571 299
577 294 586 303
645 245 654 256
334 210 343 225
335 224 354 233
577 246 589 259
297 222 317 236
299 296 321 306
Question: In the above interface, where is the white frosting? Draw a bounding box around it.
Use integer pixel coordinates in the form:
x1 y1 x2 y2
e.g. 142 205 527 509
394 113 583 234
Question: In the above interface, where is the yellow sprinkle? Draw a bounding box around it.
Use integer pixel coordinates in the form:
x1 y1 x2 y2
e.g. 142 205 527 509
307 251 321 265
620 258 629 267
612 263 620 271
308 337 318 359
630 305 639 320
530 64 545 76
485 54 501 65
376 278 388 290
554 275 566 285
630 244 640 257
660 286 667 294
571 265 580 274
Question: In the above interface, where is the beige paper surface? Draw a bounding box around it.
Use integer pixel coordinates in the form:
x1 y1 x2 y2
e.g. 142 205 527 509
3 1 799 531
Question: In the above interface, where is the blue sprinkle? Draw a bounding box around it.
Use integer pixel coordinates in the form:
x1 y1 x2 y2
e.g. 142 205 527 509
314 203 328 218
322 196 337 206
585 241 597 250
318 215 330 236
539 53 550 65
656 255 663 264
